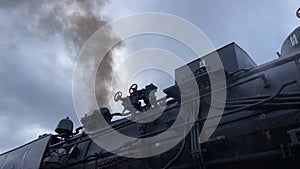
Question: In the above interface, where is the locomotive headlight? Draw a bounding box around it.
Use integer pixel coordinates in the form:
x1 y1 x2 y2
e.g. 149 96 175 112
297 8 300 19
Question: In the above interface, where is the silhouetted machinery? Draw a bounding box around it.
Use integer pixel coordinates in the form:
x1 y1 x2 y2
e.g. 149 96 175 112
2 27 300 169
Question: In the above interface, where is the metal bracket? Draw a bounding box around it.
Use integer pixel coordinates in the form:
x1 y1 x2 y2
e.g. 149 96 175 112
294 56 300 86
204 135 226 144
260 74 271 88
287 128 300 146
280 143 294 158
229 73 271 89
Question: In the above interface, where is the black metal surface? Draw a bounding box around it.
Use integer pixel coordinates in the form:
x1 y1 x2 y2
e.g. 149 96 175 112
2 26 300 169
0 135 50 169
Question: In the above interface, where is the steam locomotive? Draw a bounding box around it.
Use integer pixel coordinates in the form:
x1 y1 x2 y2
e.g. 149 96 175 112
1 26 300 169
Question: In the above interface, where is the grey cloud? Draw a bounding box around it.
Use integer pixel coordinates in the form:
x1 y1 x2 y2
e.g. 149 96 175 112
0 28 76 152
0 0 119 152
2 0 119 106
105 0 300 64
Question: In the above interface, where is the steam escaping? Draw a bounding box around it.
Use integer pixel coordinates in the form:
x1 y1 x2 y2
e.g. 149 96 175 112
1 0 121 107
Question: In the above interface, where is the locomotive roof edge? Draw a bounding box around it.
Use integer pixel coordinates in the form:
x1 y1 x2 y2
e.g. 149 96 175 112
0 134 51 156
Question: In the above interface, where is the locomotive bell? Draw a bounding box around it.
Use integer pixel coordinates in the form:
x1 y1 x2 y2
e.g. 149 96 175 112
55 117 74 135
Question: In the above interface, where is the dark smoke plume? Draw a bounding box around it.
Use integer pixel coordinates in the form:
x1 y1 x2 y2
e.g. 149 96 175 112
0 0 120 107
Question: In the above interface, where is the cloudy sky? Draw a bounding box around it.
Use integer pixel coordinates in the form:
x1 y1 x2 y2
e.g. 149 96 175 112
0 0 300 153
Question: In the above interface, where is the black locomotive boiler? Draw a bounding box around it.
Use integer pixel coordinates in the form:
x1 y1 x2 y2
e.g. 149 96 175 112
1 27 300 169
